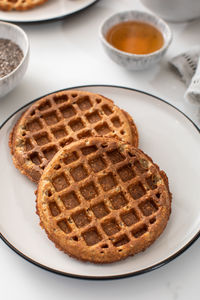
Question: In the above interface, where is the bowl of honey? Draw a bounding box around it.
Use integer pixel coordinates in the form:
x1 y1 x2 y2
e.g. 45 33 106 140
99 10 172 70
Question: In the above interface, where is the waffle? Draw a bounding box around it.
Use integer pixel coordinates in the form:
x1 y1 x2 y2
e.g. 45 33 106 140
0 0 48 11
36 137 171 264
9 90 139 183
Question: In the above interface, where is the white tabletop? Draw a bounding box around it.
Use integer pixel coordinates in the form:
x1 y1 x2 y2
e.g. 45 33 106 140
0 0 199 299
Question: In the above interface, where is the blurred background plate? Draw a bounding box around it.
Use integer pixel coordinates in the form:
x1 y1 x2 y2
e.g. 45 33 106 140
0 0 98 24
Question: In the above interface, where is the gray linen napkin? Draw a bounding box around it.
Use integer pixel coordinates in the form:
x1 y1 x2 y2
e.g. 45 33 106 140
170 46 200 105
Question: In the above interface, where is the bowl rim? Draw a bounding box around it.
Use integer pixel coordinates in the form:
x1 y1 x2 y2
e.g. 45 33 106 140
99 10 173 58
0 21 30 82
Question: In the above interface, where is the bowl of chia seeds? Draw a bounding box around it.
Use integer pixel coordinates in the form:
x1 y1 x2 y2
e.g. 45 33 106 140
0 21 29 98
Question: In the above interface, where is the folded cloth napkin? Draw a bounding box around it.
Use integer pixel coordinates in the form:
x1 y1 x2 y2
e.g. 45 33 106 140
170 46 200 105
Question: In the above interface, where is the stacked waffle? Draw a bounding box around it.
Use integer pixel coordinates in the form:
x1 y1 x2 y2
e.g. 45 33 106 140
9 90 171 263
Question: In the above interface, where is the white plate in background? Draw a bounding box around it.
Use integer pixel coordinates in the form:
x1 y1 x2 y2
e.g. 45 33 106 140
0 0 98 23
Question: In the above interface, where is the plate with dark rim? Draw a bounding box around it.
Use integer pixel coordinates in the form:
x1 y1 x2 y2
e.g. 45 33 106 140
0 0 98 24
0 85 200 280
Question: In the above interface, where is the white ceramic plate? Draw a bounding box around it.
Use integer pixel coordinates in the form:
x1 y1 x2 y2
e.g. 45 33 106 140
1 85 200 280
0 0 98 23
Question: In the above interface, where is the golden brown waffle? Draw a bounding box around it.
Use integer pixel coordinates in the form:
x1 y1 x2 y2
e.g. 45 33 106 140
36 137 171 263
10 90 139 183
0 0 48 11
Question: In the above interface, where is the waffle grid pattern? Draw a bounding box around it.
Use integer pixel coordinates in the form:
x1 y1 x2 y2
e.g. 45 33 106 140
0 0 48 11
18 91 136 176
41 140 165 254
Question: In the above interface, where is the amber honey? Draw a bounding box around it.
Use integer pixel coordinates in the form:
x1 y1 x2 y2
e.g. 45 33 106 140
106 21 164 55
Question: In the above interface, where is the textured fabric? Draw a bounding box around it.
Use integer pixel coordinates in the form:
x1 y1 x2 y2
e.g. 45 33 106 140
170 47 200 105
186 58 200 104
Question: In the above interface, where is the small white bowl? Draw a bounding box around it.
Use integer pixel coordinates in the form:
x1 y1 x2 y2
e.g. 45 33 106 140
141 0 200 22
0 21 29 98
99 10 172 71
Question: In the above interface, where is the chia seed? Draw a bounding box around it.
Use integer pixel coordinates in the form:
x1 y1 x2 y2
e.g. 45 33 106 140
0 38 24 78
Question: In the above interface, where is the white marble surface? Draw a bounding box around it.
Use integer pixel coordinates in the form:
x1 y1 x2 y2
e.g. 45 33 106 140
0 0 199 299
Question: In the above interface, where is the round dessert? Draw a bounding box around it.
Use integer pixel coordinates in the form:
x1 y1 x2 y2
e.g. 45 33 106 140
36 137 171 264
0 0 48 11
9 90 139 183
